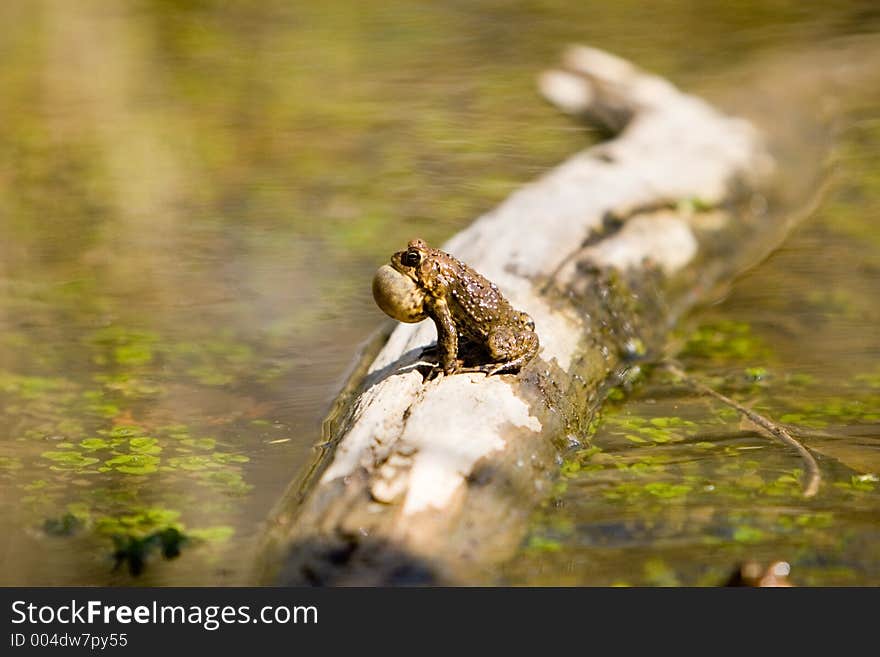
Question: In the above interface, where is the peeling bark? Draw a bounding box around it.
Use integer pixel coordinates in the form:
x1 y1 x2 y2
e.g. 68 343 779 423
254 46 785 585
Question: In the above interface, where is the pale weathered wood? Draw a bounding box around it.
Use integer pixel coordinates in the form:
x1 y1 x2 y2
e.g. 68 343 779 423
254 46 781 585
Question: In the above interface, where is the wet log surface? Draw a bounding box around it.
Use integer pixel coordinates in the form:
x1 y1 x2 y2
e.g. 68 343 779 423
254 46 786 585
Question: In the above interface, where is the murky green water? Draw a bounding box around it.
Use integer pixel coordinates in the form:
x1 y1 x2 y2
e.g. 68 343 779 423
503 64 880 585
0 1 878 585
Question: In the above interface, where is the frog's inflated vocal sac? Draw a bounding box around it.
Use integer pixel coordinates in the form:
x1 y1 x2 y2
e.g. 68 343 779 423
373 238 539 375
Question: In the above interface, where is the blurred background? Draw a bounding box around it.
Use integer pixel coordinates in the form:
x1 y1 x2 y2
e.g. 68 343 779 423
0 0 878 585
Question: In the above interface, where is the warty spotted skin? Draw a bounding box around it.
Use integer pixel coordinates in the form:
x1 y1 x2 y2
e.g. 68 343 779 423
386 238 539 376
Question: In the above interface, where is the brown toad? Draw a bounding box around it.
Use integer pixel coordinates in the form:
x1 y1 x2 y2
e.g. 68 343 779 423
372 238 539 375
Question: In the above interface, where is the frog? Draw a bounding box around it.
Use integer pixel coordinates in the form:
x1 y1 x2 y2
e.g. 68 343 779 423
372 238 539 376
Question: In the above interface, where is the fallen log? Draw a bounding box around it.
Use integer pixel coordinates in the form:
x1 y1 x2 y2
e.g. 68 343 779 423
254 46 785 585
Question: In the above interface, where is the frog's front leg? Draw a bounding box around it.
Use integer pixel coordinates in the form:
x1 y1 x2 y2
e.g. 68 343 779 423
428 297 460 374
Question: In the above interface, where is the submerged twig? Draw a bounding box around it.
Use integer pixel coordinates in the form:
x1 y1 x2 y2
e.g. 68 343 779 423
662 362 821 497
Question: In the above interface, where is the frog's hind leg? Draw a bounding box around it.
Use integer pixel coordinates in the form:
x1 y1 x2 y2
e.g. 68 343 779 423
474 326 540 376
483 345 539 375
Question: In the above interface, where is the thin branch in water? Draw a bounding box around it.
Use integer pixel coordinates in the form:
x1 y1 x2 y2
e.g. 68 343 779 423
662 362 820 497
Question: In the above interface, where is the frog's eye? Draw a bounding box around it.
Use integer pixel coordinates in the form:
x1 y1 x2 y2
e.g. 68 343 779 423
402 250 421 267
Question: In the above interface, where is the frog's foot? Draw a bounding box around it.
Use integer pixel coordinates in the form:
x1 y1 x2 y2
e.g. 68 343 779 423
485 362 517 376
455 365 491 375
419 357 465 381
464 347 539 376
458 360 519 376
425 367 445 382
412 360 443 381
